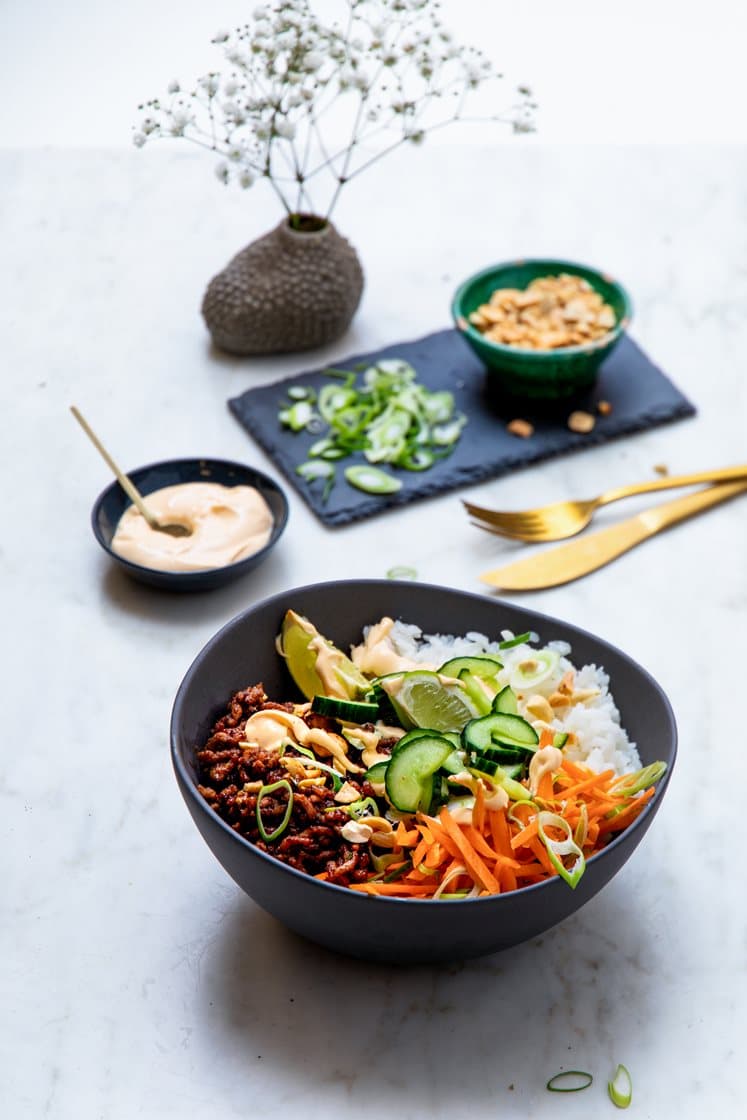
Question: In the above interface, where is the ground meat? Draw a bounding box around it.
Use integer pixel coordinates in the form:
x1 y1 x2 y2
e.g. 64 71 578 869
196 684 371 885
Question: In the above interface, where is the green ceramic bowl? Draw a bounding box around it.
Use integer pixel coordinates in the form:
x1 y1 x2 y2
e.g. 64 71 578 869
452 258 633 400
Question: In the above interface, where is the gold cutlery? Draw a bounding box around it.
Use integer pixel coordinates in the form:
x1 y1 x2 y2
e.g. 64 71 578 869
465 463 747 542
480 480 747 590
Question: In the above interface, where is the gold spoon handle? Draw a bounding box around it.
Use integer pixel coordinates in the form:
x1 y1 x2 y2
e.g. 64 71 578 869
601 464 747 507
70 406 161 531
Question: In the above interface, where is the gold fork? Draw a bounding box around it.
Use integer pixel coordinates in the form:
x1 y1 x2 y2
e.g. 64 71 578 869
464 464 747 542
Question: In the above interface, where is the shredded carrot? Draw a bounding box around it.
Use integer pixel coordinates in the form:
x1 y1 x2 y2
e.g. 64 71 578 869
511 816 540 850
344 757 659 900
536 770 554 801
438 808 501 893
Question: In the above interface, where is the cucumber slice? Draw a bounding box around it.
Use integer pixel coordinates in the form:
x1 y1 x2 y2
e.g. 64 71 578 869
385 735 455 812
427 775 451 814
492 686 518 715
438 655 502 679
553 732 569 748
441 749 466 775
471 753 501 776
501 763 524 780
392 728 463 773
462 713 540 755
311 695 380 722
364 760 389 783
477 744 527 765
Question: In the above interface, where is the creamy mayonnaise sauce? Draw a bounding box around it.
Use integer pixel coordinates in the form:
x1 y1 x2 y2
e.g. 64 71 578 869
351 617 434 677
111 482 273 572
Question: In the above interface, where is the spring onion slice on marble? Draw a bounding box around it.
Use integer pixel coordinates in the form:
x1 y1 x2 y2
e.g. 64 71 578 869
256 779 294 842
607 1064 633 1108
386 565 418 580
278 358 467 500
546 1070 593 1093
536 810 586 888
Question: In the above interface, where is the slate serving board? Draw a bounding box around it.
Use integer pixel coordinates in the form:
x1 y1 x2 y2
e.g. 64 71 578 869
229 329 695 527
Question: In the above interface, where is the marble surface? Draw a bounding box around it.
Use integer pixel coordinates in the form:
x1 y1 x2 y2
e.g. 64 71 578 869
3 145 746 1118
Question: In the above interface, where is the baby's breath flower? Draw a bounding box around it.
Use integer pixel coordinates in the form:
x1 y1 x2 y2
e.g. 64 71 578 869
133 0 532 216
274 118 296 140
304 50 324 72
200 74 220 97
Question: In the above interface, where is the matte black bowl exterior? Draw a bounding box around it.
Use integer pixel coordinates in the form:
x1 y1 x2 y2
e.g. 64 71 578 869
92 457 289 591
171 581 677 962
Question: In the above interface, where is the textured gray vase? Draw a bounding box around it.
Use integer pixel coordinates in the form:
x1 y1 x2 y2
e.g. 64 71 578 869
201 216 364 355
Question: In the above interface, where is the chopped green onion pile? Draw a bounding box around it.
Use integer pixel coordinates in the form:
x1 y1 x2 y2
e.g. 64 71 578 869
278 358 468 501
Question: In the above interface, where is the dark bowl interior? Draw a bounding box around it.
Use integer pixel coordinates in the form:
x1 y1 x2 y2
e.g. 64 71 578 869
92 457 289 591
171 580 677 962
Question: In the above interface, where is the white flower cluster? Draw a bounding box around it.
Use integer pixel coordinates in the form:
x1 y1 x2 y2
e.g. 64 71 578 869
133 0 534 217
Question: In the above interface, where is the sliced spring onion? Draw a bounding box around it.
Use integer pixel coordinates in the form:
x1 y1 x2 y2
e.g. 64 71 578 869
279 400 316 431
431 414 467 445
287 385 315 401
382 860 412 882
537 810 586 888
290 745 343 791
609 761 667 797
279 358 468 497
346 796 380 819
499 631 532 650
509 649 559 691
308 436 346 460
398 447 434 471
607 1064 632 1108
319 383 357 423
296 459 336 503
546 1070 593 1093
386 565 417 580
344 465 402 494
256 779 294 843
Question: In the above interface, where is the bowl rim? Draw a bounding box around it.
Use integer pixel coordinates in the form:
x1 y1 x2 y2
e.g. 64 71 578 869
451 256 634 360
91 455 289 582
171 578 677 906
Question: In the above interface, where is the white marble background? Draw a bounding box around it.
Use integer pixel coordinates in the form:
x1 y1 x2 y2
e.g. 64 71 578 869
3 142 747 1118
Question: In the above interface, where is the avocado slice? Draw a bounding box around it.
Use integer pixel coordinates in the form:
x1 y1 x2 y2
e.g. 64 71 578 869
278 610 370 700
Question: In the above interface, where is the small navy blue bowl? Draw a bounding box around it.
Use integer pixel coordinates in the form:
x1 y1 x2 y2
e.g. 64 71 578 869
92 457 289 592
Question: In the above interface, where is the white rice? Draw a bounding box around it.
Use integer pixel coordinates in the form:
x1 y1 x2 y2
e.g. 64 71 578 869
385 620 641 776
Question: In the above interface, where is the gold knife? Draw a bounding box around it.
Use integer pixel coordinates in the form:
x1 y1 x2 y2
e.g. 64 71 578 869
481 481 747 590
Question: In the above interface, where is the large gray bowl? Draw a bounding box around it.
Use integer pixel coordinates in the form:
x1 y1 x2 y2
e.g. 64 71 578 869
171 580 676 963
